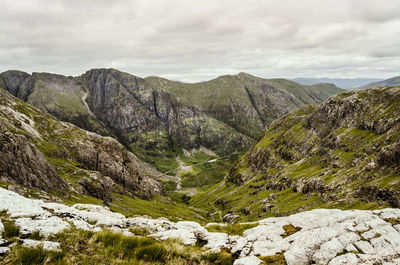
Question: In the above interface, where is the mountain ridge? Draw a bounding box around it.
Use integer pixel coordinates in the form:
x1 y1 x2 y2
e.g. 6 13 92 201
0 68 345 172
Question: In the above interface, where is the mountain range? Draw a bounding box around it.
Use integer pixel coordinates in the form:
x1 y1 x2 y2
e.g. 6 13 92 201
0 69 344 172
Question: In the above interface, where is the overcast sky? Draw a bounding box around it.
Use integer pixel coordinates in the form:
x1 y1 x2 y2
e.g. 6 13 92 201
1 0 400 82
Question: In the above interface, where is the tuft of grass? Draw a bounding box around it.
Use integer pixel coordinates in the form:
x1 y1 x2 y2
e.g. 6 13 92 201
95 231 123 247
17 246 66 265
3 220 20 239
135 244 168 262
260 253 287 264
128 227 150 236
385 218 400 225
206 223 258 236
281 224 301 238
28 230 44 240
86 219 98 225
201 249 234 265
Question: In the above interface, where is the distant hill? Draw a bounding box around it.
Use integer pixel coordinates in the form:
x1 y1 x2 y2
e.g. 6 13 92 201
292 77 382 89
358 76 400 90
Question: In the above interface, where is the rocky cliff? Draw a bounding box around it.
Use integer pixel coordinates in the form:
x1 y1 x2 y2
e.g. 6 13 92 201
191 86 400 222
0 69 344 171
0 87 164 201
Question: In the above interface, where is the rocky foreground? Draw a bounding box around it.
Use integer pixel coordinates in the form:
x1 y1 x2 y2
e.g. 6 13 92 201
0 188 399 264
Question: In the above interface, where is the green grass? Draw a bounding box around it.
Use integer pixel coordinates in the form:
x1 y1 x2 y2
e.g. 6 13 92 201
128 227 150 236
12 246 66 265
109 193 207 223
206 223 258 236
3 220 20 239
20 228 232 265
28 230 45 240
201 249 234 265
281 224 301 238
260 253 287 264
135 244 168 262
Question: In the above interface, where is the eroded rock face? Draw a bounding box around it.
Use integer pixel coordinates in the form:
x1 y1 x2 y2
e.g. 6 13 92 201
0 88 164 200
1 187 400 264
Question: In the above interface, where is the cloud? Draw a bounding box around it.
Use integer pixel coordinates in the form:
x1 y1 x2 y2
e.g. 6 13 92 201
0 0 399 81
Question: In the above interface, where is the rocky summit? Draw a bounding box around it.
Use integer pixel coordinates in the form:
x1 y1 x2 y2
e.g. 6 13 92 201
1 187 400 264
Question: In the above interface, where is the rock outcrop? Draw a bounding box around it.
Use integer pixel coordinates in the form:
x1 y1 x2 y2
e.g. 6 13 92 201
1 187 400 264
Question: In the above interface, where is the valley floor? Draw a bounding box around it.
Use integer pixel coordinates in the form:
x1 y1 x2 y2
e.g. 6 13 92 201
1 187 400 264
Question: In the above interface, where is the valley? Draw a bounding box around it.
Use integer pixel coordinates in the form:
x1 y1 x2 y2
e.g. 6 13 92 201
0 69 399 264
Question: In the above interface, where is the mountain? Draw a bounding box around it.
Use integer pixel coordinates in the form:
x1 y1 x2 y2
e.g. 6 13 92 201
0 87 164 202
191 86 400 222
0 69 345 172
358 76 400 90
292 77 382 89
146 72 344 139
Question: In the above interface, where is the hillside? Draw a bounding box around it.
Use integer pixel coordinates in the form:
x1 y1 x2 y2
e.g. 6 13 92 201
358 76 400 90
0 69 344 173
191 86 400 222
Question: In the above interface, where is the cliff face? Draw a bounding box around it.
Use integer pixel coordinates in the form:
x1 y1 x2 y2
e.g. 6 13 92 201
0 69 343 171
0 88 164 201
191 87 400 222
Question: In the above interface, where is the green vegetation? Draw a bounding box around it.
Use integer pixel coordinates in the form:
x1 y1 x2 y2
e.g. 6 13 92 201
128 227 150 236
260 253 287 264
281 224 302 238
3 219 20 239
4 228 235 264
206 223 258 236
201 249 234 265
14 246 66 265
28 231 45 240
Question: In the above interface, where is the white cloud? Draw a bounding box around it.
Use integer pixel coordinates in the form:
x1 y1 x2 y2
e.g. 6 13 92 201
0 0 399 81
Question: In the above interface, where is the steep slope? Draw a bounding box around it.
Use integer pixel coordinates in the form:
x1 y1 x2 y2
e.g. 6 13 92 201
358 76 400 90
191 87 400 222
0 87 164 201
146 72 345 138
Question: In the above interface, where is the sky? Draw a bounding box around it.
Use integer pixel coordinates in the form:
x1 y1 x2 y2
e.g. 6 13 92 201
1 0 400 82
